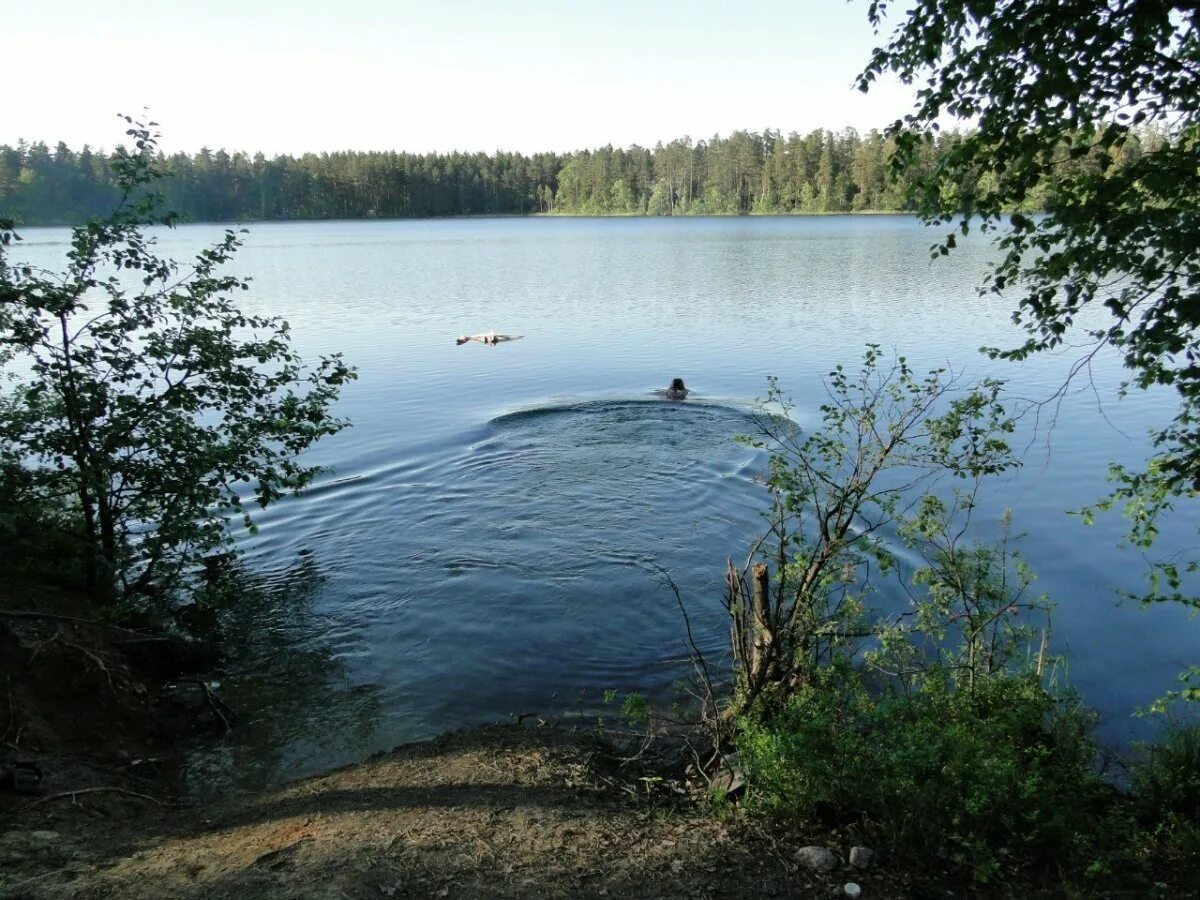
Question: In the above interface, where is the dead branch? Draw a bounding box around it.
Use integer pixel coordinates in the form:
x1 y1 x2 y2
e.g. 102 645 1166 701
188 679 234 733
682 734 715 788
648 563 720 730
27 631 62 664
1 674 17 748
61 639 116 692
0 609 150 637
613 732 655 766
589 768 638 798
18 786 179 812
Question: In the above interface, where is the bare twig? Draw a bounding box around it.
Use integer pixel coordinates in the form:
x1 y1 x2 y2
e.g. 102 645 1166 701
0 609 150 637
682 734 714 788
18 786 177 812
62 640 116 692
647 563 720 730
189 679 234 734
27 631 61 664
590 768 638 798
613 732 655 766
1 674 17 747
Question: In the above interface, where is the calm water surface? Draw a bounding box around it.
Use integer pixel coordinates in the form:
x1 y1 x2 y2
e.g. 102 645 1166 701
13 216 1197 790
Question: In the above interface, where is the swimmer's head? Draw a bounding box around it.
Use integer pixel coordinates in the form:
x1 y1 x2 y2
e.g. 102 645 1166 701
455 336 469 345
670 378 686 391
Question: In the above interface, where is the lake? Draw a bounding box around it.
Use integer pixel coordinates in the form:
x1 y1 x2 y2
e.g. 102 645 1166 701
11 215 1196 791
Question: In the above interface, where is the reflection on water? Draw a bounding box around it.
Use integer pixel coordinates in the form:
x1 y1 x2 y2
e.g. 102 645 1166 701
182 556 382 797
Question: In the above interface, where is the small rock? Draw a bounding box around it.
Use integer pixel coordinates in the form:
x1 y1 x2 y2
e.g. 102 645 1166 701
849 846 875 869
715 751 746 796
710 768 745 798
796 845 838 873
844 883 863 899
670 859 684 875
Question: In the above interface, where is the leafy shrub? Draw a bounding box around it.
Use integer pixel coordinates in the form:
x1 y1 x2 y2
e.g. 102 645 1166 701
737 664 1107 884
1128 720 1200 865
0 459 88 587
0 118 354 606
722 356 1197 890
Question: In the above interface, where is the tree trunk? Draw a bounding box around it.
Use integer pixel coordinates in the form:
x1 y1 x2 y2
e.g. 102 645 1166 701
750 563 773 682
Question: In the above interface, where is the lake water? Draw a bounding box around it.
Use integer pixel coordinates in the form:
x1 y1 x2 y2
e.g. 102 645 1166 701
11 216 1197 791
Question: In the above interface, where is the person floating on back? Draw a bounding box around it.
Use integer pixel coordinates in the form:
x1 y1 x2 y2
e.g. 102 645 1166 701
657 377 688 400
455 331 524 346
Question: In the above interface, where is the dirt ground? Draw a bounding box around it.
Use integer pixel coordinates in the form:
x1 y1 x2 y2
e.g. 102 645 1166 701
0 583 860 899
0 724 890 900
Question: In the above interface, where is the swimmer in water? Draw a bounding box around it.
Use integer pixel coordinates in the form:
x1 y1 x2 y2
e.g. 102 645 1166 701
455 331 524 345
657 377 688 400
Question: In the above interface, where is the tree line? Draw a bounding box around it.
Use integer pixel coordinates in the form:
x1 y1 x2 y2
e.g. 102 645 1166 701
0 126 1163 226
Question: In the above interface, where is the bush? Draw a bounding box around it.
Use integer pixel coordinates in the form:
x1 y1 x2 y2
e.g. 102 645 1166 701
0 459 87 587
1128 719 1200 866
736 664 1107 885
724 348 1019 724
716 353 1197 890
0 117 354 606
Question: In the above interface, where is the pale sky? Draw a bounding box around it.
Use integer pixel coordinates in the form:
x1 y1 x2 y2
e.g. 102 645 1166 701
4 0 914 156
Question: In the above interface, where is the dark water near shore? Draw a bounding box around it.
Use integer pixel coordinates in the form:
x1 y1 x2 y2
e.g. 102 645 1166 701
12 216 1197 791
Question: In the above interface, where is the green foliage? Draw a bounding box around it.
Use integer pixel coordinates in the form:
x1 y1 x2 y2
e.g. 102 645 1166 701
880 502 1050 692
726 350 1199 888
601 690 651 728
739 676 1200 889
4 125 1162 226
725 346 1019 718
858 1 1200 679
737 667 1105 885
0 458 87 586
732 352 1086 886
621 692 650 727
1130 719 1200 852
1149 666 1200 709
730 435 1197 888
0 117 356 606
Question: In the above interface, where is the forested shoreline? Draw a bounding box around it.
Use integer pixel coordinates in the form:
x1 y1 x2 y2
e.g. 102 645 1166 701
0 126 1162 226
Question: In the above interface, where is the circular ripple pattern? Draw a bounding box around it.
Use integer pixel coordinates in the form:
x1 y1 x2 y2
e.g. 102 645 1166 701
201 398 770 793
362 399 769 725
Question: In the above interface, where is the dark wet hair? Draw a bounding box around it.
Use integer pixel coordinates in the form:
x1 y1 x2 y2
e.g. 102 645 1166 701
670 378 686 391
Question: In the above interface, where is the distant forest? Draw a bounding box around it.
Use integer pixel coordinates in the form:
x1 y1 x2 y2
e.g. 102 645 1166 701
0 127 1163 226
